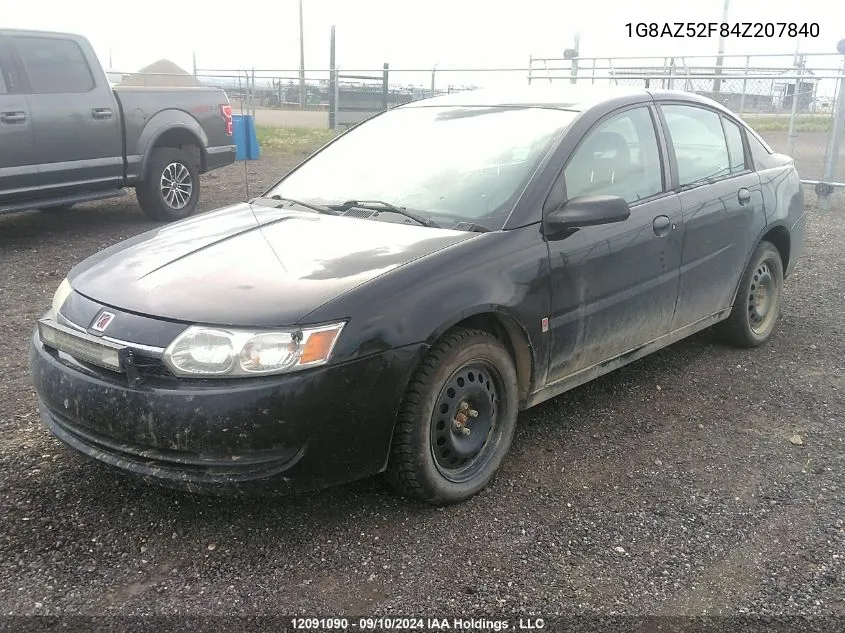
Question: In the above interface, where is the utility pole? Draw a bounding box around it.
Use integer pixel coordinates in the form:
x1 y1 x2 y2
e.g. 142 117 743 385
713 0 729 93
298 0 306 108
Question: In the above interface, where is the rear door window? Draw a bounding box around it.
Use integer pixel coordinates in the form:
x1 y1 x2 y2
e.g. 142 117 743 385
12 36 94 94
661 105 731 186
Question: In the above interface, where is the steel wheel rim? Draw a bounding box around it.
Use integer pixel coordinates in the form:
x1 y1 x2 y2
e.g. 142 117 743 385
429 359 503 483
160 162 193 210
747 257 779 335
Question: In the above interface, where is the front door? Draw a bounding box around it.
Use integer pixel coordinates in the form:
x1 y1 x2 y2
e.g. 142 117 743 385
8 34 123 196
545 105 683 383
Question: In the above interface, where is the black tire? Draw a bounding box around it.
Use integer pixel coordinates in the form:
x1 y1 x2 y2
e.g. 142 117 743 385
716 241 784 348
136 147 200 222
38 204 74 213
386 328 519 505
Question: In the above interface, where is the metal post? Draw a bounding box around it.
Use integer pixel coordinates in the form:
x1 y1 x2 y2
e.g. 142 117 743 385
786 56 803 157
251 68 256 117
713 0 729 93
328 25 336 131
298 0 306 108
528 55 533 85
333 67 339 130
668 58 674 91
738 55 750 114
382 63 389 111
820 59 845 212
569 32 580 84
431 65 437 97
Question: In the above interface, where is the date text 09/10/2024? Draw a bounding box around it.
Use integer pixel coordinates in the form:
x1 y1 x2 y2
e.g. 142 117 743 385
625 22 819 38
290 617 546 631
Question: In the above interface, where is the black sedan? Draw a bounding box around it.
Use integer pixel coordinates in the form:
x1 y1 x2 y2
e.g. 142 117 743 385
30 86 806 504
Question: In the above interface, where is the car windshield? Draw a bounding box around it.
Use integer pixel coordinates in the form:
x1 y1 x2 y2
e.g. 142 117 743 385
265 105 578 229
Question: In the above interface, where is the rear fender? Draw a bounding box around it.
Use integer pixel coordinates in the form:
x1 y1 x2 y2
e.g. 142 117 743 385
134 110 209 180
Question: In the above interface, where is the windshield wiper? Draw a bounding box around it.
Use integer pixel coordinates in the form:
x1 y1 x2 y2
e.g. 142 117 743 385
451 221 491 233
258 194 338 215
333 199 440 228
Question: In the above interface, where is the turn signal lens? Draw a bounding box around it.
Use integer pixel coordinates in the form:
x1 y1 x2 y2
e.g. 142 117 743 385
51 278 73 318
300 329 342 364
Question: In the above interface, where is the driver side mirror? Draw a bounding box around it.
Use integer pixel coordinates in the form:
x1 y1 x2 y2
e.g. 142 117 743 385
545 195 631 233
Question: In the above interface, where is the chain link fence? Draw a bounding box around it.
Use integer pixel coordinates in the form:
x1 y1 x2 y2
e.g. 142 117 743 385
108 51 844 208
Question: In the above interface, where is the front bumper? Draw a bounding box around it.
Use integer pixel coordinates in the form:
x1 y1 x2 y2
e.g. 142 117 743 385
29 329 423 495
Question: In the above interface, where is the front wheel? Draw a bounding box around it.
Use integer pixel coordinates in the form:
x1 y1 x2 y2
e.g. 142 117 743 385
386 328 519 505
136 147 200 222
716 241 784 348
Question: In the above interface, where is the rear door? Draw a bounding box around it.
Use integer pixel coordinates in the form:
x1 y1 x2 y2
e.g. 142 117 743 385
658 103 766 328
8 34 123 195
0 35 38 205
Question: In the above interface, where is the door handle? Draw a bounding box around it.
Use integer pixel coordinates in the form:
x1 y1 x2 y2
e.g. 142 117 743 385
737 188 752 205
653 214 672 237
91 108 113 120
0 111 27 124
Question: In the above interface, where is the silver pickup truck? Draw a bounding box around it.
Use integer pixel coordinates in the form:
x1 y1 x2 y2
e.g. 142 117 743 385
0 29 236 221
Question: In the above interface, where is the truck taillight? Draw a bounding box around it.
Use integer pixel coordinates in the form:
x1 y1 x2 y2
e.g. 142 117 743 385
220 104 233 135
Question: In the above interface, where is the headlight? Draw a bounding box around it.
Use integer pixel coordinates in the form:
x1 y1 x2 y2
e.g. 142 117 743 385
51 278 73 318
163 322 346 378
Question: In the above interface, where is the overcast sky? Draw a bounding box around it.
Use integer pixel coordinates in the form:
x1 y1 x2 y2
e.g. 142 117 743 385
5 0 844 85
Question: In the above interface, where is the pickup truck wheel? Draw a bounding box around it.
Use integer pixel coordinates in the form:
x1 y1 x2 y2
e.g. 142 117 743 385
385 328 519 505
716 241 784 348
136 147 199 221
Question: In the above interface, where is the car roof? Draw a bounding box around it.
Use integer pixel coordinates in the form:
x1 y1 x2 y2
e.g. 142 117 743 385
0 28 83 39
401 84 730 114
402 84 652 112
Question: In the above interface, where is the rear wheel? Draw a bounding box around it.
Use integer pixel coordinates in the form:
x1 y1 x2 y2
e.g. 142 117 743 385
136 147 200 222
386 328 519 504
716 241 784 347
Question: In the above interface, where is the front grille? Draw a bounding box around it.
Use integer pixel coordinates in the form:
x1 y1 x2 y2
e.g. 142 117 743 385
129 355 174 378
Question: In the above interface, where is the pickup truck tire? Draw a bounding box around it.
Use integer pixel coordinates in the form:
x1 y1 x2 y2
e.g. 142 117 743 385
136 147 200 222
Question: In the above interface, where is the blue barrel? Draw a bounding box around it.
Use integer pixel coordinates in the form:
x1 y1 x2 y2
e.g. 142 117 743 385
232 114 260 161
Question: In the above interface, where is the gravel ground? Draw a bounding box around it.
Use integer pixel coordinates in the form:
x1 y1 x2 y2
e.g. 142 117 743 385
0 150 843 622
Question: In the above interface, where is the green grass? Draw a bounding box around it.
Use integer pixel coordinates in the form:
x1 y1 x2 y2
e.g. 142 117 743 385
739 114 832 133
255 125 338 154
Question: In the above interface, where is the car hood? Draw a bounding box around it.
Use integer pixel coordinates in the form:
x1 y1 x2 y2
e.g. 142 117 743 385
69 202 475 326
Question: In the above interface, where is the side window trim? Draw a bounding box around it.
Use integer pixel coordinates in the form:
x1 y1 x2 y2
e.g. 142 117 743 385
546 103 668 212
0 37 19 94
720 114 752 176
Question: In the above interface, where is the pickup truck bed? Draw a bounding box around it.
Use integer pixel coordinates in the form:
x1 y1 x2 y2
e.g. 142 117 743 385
0 29 236 221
